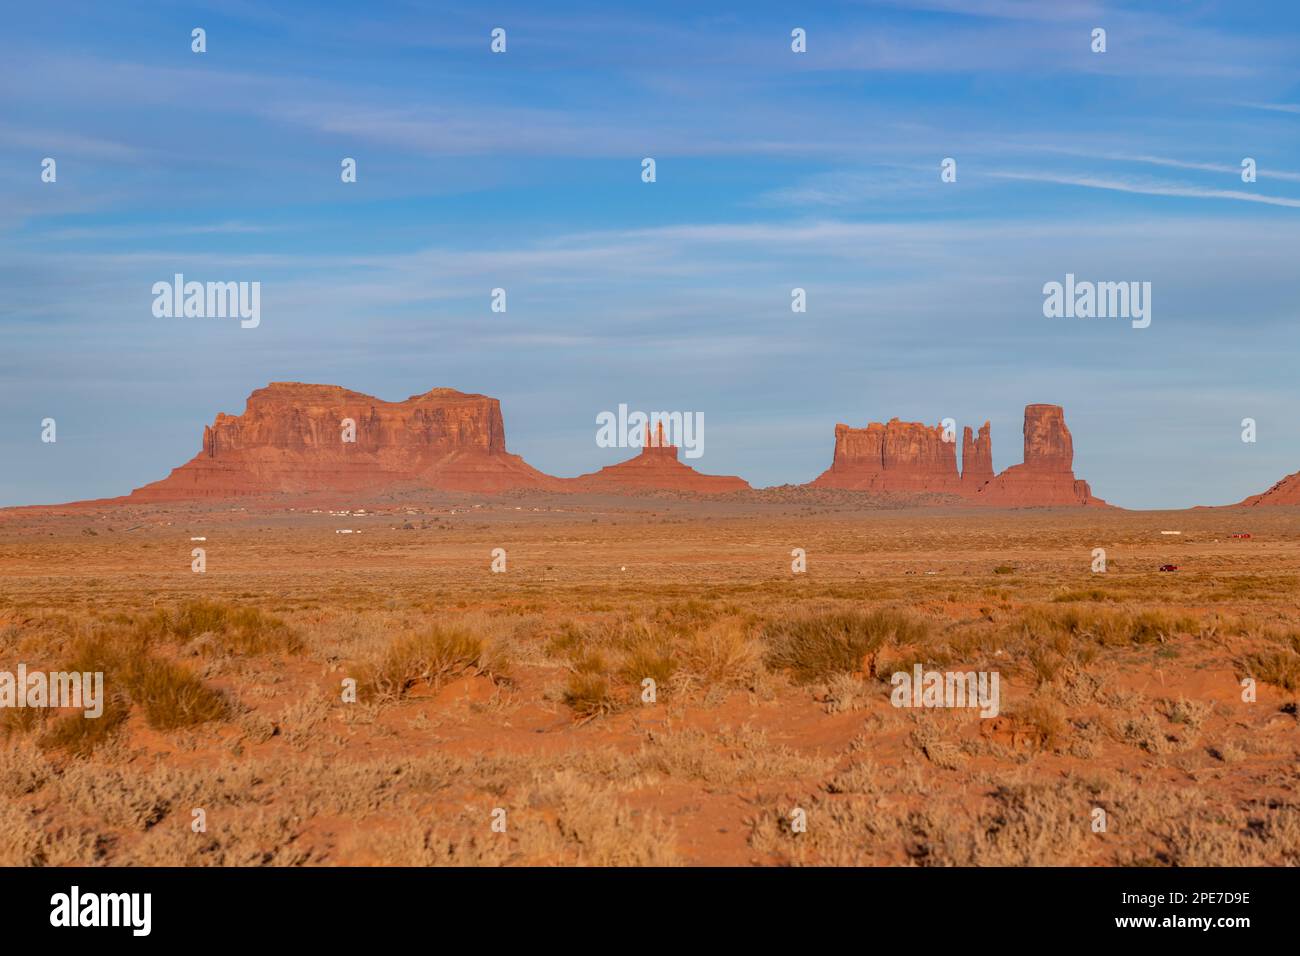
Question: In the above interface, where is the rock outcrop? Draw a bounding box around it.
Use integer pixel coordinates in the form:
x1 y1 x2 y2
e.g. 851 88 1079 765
129 382 560 499
806 405 1105 506
1239 471 1300 506
569 422 749 494
974 404 1106 507
809 419 962 493
961 422 994 493
103 386 1109 506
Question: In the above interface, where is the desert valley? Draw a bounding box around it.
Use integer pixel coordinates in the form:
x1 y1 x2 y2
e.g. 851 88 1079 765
0 383 1297 866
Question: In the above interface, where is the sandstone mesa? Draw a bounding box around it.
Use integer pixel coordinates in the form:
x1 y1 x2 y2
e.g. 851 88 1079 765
129 382 560 500
30 380 1293 509
809 404 1106 507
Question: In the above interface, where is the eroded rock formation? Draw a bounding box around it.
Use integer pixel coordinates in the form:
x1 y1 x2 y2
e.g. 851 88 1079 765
961 422 994 493
810 419 962 493
974 404 1105 507
568 421 749 494
807 405 1105 506
129 382 560 499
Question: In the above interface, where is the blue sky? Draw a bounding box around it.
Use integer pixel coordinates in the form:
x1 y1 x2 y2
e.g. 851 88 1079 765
2 0 1299 508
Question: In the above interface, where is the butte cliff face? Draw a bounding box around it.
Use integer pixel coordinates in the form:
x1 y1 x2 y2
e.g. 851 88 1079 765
568 422 749 494
806 405 1105 506
809 419 962 493
974 404 1105 507
129 382 560 499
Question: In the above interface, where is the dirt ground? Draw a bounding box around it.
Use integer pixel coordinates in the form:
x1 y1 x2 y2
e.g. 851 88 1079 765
1 493 1297 866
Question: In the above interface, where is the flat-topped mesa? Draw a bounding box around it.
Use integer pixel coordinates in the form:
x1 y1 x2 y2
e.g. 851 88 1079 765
568 421 749 494
129 382 561 499
975 404 1106 507
961 422 994 492
810 418 961 493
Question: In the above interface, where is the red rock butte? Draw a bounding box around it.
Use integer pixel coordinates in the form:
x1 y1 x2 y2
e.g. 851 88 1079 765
810 419 962 493
118 384 1107 505
808 404 1106 507
129 382 561 499
974 404 1106 507
568 421 749 494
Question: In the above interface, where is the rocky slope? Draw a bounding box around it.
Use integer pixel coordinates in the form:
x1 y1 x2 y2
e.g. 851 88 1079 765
1239 471 1300 506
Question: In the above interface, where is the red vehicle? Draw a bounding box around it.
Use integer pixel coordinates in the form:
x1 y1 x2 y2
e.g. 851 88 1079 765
1230 532 1252 539
1159 564 1179 572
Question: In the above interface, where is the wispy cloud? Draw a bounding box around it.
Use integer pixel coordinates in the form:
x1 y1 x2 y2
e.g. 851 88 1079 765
1031 147 1300 183
1236 101 1300 115
41 221 278 242
990 170 1300 208
0 124 143 161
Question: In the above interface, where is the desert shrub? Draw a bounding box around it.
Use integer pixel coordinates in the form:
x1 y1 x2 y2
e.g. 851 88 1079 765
617 640 676 689
361 625 490 701
37 693 131 755
0 703 48 739
1240 650 1300 692
680 619 764 688
563 672 618 721
1051 589 1115 603
122 656 229 729
1011 605 1196 649
1009 695 1070 751
50 630 230 741
165 600 301 655
762 609 932 683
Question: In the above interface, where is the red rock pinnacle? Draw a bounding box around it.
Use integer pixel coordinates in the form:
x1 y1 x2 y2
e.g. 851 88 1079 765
568 418 748 494
961 422 994 492
974 404 1106 507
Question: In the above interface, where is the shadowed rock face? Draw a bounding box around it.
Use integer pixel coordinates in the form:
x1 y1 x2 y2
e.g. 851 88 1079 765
810 419 961 493
975 404 1106 507
568 422 749 494
1239 471 1300 506
129 382 561 498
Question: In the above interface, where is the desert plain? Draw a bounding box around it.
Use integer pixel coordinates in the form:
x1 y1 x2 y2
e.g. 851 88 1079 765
1 492 1297 866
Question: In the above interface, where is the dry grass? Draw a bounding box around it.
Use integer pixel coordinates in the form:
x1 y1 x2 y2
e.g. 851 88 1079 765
762 608 933 683
360 624 498 701
2 503 1297 866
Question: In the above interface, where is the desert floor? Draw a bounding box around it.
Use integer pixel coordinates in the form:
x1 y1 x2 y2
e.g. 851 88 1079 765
1 493 1297 866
